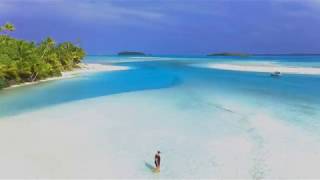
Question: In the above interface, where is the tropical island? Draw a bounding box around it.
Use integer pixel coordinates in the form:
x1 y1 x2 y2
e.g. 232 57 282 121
0 23 86 89
118 51 146 56
207 52 250 57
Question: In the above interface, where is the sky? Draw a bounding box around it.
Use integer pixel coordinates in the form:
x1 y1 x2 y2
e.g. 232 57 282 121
0 0 319 55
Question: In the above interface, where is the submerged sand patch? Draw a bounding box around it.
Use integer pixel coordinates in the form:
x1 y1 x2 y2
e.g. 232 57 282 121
0 85 320 178
193 63 320 75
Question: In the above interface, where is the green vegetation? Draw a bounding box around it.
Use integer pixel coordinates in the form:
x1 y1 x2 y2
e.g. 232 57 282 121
118 51 145 56
0 22 85 89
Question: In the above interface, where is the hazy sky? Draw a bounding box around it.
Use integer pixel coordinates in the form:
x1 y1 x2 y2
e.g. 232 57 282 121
0 0 319 55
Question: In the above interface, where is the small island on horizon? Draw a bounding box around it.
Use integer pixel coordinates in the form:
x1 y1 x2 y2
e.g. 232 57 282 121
118 51 146 56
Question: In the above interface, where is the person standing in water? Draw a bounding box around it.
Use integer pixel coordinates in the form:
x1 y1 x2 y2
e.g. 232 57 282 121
154 151 161 172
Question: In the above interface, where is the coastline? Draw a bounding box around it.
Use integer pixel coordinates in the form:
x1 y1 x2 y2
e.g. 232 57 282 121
1 56 320 177
193 63 320 75
4 63 130 90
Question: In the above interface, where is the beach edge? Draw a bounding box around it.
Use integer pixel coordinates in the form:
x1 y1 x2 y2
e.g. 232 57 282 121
3 63 130 90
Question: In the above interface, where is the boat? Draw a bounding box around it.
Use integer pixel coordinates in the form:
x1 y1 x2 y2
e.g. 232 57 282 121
270 71 281 77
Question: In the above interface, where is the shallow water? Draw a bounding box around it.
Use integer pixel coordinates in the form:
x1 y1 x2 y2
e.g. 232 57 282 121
0 55 320 178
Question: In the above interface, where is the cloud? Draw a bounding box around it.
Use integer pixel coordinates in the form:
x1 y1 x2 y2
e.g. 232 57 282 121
0 0 224 23
61 1 165 21
270 0 320 19
0 0 167 26
0 1 14 14
303 0 320 10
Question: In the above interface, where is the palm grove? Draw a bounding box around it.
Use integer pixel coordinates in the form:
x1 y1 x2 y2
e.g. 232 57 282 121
0 22 85 89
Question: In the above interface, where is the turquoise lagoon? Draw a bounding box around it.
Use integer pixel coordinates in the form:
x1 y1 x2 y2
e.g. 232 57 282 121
0 55 319 178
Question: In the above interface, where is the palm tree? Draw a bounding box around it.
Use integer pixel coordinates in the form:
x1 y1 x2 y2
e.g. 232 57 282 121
39 37 56 58
3 23 15 32
1 22 15 36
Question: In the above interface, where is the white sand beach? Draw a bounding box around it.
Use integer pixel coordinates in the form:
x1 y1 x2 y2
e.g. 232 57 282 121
5 63 130 89
194 63 320 75
1 85 320 178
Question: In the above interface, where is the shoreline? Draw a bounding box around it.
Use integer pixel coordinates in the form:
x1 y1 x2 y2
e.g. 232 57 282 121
193 63 320 75
4 63 130 90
